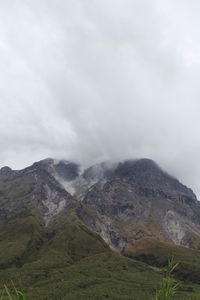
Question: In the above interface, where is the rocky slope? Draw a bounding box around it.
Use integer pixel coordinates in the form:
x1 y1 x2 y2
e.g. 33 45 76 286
0 159 76 224
1 157 200 251
79 159 200 251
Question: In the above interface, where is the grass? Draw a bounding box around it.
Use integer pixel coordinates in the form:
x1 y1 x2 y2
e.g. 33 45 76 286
3 253 161 299
0 216 162 299
0 282 25 300
0 213 200 299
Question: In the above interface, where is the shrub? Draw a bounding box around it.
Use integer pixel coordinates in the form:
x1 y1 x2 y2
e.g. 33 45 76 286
155 257 179 300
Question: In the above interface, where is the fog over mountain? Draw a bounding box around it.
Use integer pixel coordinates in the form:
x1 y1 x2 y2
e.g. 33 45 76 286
0 0 200 196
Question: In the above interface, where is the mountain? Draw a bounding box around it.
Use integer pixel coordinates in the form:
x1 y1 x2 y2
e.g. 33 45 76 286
79 159 200 251
1 158 200 299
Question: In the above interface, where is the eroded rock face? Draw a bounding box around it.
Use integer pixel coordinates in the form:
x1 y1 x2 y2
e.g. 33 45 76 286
115 159 197 202
1 157 200 251
78 159 200 250
0 160 76 224
164 210 186 244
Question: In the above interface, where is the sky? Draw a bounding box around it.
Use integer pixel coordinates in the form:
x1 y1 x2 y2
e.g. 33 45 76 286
0 0 200 196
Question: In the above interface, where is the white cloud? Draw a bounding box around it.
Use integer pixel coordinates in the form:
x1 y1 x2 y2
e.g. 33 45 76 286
0 0 200 197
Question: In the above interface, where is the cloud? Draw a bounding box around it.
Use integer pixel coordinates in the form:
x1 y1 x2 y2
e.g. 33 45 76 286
0 0 200 197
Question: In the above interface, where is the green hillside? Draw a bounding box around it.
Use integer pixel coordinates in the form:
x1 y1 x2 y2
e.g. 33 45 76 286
0 212 199 299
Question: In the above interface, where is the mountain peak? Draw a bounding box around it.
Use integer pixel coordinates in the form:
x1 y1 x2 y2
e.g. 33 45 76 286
115 158 162 177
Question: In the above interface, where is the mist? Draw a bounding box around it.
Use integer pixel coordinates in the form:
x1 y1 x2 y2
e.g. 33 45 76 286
0 0 200 197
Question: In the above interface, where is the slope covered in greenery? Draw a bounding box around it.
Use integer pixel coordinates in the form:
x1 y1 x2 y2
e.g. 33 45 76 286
0 212 199 299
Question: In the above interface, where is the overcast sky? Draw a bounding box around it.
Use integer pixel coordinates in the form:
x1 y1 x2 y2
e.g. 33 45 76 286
0 0 200 196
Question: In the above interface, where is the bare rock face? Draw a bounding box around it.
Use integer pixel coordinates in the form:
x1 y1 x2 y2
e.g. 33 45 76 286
115 159 197 202
78 159 200 250
0 159 76 225
1 157 200 252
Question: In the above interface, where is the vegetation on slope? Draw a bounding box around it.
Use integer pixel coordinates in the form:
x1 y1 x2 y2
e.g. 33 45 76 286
0 197 199 299
0 213 199 299
123 236 200 284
